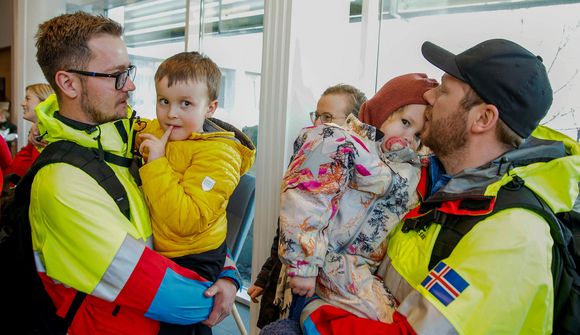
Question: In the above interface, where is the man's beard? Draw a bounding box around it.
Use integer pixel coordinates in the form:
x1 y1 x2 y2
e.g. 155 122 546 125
422 107 469 158
80 82 126 124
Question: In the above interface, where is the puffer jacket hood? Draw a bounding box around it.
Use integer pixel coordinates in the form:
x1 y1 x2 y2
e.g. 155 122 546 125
135 116 256 176
36 94 136 161
206 117 256 176
427 126 580 215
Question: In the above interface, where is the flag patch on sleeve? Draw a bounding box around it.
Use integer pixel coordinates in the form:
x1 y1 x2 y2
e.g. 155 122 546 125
421 262 469 306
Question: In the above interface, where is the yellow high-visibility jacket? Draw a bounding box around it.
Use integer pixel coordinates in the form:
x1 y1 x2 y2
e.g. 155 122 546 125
381 126 580 334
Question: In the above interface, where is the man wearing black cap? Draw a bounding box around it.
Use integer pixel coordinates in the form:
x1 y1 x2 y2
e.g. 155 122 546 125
298 39 580 334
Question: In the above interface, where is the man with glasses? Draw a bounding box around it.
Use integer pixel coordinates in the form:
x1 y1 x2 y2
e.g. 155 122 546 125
28 12 239 335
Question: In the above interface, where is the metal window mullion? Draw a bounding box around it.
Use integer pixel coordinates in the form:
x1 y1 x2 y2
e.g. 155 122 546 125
186 0 203 51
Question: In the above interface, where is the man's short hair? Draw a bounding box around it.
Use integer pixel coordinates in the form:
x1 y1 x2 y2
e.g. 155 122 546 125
322 84 367 118
497 118 524 148
460 86 484 113
461 85 523 148
35 12 123 96
155 52 221 102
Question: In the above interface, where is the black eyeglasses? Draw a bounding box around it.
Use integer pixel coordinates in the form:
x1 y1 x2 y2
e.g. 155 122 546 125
67 65 136 90
309 111 346 124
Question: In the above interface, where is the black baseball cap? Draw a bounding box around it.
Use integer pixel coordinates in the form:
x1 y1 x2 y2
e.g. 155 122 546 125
421 39 552 138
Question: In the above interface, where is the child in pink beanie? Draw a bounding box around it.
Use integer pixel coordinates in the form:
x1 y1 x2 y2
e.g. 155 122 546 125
277 73 437 325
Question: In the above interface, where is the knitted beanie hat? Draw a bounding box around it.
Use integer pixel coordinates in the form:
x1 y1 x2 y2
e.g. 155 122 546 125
359 73 438 129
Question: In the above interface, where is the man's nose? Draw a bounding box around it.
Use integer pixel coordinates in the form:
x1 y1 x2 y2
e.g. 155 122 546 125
123 77 136 92
423 88 436 105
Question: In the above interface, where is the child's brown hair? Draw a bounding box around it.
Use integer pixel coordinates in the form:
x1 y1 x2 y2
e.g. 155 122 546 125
155 52 221 101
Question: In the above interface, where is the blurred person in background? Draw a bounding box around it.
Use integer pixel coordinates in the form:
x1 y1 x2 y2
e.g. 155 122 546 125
4 83 54 180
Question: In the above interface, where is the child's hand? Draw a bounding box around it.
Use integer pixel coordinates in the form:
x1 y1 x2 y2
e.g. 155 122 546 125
247 284 264 303
289 276 316 298
138 126 173 163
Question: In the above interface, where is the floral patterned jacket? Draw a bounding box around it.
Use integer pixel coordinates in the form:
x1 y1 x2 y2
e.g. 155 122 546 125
279 115 421 280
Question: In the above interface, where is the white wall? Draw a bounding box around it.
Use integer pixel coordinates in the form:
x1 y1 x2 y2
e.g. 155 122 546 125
13 0 67 148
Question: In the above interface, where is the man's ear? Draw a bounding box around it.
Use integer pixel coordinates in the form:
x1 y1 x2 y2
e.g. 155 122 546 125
471 103 499 134
54 70 80 99
205 99 218 118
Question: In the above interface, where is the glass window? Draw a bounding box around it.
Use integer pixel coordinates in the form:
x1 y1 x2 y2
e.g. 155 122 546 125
349 0 363 22
203 0 264 35
349 0 580 20
217 68 235 110
75 0 190 119
200 0 264 292
396 0 578 14
375 1 580 139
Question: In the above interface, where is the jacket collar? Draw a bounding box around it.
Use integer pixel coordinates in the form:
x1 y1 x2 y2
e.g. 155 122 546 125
36 94 136 160
427 135 567 202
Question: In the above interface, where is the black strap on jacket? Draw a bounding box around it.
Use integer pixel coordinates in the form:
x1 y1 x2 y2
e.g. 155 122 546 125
32 141 131 220
12 140 131 330
424 176 563 270
402 175 580 334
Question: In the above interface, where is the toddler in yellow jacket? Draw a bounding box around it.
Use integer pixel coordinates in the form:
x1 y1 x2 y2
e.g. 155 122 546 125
137 51 255 335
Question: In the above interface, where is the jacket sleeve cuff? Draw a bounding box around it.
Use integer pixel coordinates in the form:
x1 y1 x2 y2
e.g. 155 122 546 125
217 271 241 291
218 253 242 290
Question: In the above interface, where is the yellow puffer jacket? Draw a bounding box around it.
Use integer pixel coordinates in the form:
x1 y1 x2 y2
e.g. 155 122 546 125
137 118 256 257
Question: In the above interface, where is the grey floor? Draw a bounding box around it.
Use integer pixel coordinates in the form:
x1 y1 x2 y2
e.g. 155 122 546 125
213 302 251 335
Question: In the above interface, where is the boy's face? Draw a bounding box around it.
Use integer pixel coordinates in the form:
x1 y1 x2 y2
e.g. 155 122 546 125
379 104 426 151
155 77 217 141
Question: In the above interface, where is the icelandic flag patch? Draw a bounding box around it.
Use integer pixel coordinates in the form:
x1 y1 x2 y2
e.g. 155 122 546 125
421 262 469 306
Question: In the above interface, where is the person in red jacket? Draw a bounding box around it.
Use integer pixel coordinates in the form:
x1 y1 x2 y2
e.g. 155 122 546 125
0 135 12 193
4 83 54 179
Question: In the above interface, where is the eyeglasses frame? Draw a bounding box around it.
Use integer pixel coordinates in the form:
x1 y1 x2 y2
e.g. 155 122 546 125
66 65 137 90
309 111 347 124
